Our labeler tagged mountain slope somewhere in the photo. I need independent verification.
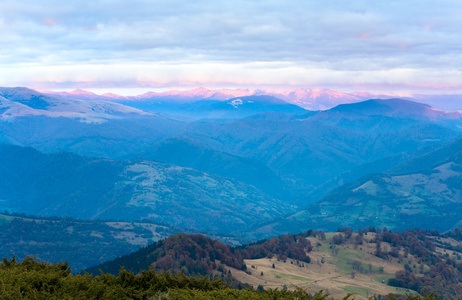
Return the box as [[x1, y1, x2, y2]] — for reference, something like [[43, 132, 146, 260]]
[[0, 114, 185, 158], [45, 87, 253, 102], [0, 144, 291, 233], [0, 87, 151, 123], [307, 98, 462, 127], [254, 137, 462, 236], [137, 138, 288, 199], [181, 95, 307, 119], [177, 103, 460, 204], [85, 233, 245, 276], [85, 229, 462, 298], [111, 160, 292, 233], [266, 88, 368, 110], [0, 213, 180, 271], [2, 93, 462, 226], [86, 232, 313, 278]]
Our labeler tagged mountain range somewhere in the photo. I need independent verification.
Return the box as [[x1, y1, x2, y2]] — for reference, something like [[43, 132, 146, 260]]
[[0, 143, 292, 234], [2, 86, 462, 261], [113, 95, 307, 119], [3, 85, 462, 299], [42, 87, 462, 111]]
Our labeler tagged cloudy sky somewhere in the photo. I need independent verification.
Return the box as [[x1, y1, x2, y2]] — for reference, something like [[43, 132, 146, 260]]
[[1, 0, 461, 94]]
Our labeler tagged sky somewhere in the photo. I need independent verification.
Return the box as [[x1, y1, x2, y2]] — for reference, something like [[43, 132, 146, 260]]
[[1, 0, 462, 95]]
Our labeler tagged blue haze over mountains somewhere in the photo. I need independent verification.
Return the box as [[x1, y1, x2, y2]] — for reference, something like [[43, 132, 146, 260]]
[[1, 86, 462, 241]]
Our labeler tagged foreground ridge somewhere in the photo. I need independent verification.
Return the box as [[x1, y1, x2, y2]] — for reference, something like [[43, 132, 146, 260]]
[[0, 257, 450, 300], [84, 228, 462, 299]]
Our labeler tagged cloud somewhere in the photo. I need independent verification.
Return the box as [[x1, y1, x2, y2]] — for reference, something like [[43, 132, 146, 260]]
[[1, 0, 462, 93], [3, 61, 461, 95]]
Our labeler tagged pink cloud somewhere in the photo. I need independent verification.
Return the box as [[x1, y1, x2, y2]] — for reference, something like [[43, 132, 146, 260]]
[[357, 32, 371, 39], [42, 18, 59, 26], [423, 24, 435, 31]]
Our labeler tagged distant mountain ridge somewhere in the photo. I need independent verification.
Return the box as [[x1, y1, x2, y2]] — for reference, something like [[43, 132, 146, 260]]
[[172, 95, 307, 119], [327, 98, 462, 120], [42, 87, 462, 111], [0, 87, 151, 123], [43, 87, 254, 102], [43, 87, 392, 111]]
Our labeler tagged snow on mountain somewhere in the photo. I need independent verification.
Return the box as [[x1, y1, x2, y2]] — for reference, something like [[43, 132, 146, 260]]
[[135, 88, 253, 102], [101, 93, 126, 99], [41, 89, 103, 100], [263, 89, 381, 110], [68, 89, 98, 96], [230, 99, 243, 108]]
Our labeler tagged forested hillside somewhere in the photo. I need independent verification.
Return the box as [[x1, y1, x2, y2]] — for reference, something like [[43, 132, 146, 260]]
[[0, 143, 291, 234], [257, 137, 462, 237], [86, 228, 462, 299], [0, 213, 179, 271], [86, 232, 312, 278]]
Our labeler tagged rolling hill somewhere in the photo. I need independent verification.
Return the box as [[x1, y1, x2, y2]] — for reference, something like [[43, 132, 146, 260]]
[[0, 213, 180, 271], [0, 87, 151, 123], [85, 228, 462, 299], [312, 98, 462, 122], [0, 144, 291, 233], [136, 138, 288, 199], [253, 137, 462, 236]]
